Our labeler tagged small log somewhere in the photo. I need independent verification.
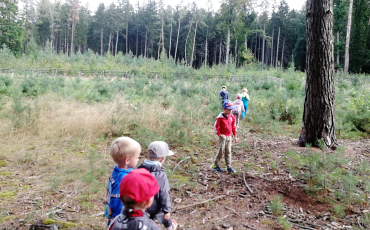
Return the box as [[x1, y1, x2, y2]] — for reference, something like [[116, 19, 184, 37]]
[[242, 223, 259, 230]]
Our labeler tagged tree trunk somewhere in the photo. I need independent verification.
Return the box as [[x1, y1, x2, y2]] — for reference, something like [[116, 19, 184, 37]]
[[275, 27, 280, 68], [219, 40, 222, 64], [136, 30, 138, 56], [235, 38, 237, 66], [281, 39, 285, 68], [144, 30, 147, 57], [297, 0, 338, 149], [115, 31, 119, 57], [344, 0, 353, 75], [271, 28, 274, 66], [190, 21, 198, 66], [169, 22, 172, 59], [108, 32, 112, 54], [126, 20, 129, 54], [100, 28, 103, 56], [336, 31, 339, 68], [205, 28, 208, 67], [185, 23, 192, 65], [262, 25, 265, 64], [226, 24, 230, 64], [174, 18, 181, 63]]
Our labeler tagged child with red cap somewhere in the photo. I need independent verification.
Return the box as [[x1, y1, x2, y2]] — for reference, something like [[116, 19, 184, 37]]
[[211, 100, 239, 173], [108, 168, 161, 230]]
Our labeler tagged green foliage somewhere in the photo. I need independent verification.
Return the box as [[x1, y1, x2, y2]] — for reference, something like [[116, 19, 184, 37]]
[[270, 195, 284, 216]]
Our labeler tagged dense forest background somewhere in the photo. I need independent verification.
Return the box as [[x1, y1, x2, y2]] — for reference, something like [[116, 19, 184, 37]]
[[1, 0, 370, 73]]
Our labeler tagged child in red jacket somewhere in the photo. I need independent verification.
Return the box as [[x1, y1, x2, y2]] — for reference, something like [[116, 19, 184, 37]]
[[212, 100, 239, 173]]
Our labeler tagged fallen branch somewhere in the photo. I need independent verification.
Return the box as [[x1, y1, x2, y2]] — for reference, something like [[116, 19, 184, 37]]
[[174, 195, 226, 211], [243, 172, 253, 193], [242, 223, 259, 230], [172, 156, 190, 173], [264, 214, 319, 230]]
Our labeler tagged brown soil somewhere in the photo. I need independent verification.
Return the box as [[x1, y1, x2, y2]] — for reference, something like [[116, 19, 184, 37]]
[[1, 134, 370, 230]]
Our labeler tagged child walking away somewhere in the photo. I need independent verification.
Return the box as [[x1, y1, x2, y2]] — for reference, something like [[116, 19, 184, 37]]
[[241, 88, 250, 119], [232, 94, 245, 127], [219, 85, 229, 107], [212, 100, 239, 173], [108, 168, 161, 230], [138, 141, 178, 230], [105, 137, 141, 226]]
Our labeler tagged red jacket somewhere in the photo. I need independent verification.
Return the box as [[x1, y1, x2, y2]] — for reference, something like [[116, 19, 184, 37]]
[[214, 113, 237, 137]]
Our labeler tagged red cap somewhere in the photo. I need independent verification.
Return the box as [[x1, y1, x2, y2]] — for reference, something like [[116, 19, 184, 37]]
[[120, 168, 159, 204]]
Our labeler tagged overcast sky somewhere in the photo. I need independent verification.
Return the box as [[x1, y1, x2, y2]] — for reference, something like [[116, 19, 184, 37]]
[[80, 0, 306, 14]]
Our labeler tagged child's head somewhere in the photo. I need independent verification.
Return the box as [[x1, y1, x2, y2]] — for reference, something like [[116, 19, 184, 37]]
[[242, 88, 248, 93], [147, 141, 174, 163], [222, 100, 236, 115], [236, 94, 241, 99], [221, 85, 226, 91], [120, 168, 159, 210], [110, 137, 141, 168]]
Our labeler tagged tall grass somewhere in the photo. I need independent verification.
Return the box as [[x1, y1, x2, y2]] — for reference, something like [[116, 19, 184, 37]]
[[0, 51, 369, 227]]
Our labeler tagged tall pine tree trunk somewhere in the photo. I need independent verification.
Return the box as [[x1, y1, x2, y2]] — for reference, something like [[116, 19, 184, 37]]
[[336, 31, 339, 68], [281, 39, 285, 68], [271, 29, 274, 66], [219, 40, 222, 64], [190, 21, 198, 66], [297, 0, 338, 149], [115, 31, 119, 57], [226, 24, 230, 64], [275, 27, 280, 68], [126, 21, 129, 54], [100, 28, 103, 56], [344, 0, 353, 74], [169, 22, 172, 59], [174, 18, 181, 63], [262, 25, 265, 65], [108, 32, 112, 54]]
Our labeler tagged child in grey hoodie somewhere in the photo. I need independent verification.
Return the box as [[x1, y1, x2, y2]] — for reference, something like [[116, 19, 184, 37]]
[[138, 141, 177, 230]]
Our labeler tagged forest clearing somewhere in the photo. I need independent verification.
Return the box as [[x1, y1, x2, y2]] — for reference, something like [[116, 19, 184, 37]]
[[0, 62, 369, 229]]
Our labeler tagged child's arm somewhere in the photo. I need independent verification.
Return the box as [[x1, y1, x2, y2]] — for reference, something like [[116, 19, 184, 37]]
[[160, 174, 172, 216]]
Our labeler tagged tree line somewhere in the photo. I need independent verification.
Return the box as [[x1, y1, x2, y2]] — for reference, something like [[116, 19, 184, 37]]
[[0, 0, 369, 73]]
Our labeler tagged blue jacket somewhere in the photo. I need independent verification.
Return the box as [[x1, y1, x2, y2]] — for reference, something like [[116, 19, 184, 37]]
[[106, 166, 133, 219]]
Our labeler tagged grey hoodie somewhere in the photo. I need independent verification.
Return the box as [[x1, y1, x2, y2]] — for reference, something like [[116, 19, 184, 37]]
[[138, 161, 171, 214]]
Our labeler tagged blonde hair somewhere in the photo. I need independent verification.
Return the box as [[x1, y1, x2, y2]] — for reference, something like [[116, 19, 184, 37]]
[[242, 88, 248, 93], [110, 137, 141, 163]]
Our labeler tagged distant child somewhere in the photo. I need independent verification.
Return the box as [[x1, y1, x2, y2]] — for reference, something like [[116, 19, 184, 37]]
[[232, 94, 245, 127], [212, 100, 239, 173], [105, 137, 141, 225], [108, 168, 161, 230], [241, 88, 251, 119], [219, 85, 229, 106], [138, 141, 177, 230]]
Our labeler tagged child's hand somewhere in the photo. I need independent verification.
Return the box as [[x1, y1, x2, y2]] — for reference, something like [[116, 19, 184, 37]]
[[234, 137, 239, 143], [164, 212, 171, 220]]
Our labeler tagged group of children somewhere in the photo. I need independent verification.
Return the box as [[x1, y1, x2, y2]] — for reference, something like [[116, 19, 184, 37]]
[[103, 85, 250, 230], [213, 86, 250, 172], [105, 137, 177, 230]]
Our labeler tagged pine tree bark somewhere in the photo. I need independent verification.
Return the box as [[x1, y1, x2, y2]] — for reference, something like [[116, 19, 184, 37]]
[[297, 0, 338, 149]]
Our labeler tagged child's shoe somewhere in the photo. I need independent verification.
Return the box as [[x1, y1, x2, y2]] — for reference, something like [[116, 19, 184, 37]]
[[227, 166, 237, 173], [211, 164, 224, 172], [166, 220, 178, 230]]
